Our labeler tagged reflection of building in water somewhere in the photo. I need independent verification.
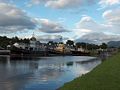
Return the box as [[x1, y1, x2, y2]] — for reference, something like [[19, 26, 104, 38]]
[[0, 50, 10, 55], [29, 62, 39, 71], [32, 64, 65, 82], [0, 74, 30, 90], [66, 62, 74, 67], [0, 55, 10, 64]]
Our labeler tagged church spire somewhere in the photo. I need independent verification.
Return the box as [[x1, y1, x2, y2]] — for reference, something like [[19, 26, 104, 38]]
[[32, 32, 35, 37], [30, 32, 36, 41]]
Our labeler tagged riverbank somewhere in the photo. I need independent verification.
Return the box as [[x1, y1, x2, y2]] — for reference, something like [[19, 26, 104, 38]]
[[59, 52, 120, 90]]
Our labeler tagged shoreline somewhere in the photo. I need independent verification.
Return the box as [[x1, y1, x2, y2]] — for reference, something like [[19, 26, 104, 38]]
[[59, 52, 120, 90]]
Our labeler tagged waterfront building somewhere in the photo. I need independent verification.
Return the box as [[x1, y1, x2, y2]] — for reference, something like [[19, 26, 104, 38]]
[[13, 34, 46, 52], [13, 43, 29, 50], [0, 46, 10, 55], [77, 46, 85, 52], [54, 44, 72, 53]]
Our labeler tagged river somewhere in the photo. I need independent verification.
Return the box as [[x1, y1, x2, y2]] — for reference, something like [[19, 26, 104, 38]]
[[0, 56, 101, 90]]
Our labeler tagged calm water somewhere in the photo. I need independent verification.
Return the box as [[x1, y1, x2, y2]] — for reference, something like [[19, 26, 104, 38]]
[[0, 56, 101, 90]]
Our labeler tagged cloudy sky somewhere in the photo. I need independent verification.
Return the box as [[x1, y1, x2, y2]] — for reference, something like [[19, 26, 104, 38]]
[[0, 0, 120, 44]]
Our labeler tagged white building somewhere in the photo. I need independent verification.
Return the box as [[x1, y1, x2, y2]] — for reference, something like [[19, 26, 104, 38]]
[[13, 43, 29, 49], [55, 44, 71, 53], [13, 34, 46, 51]]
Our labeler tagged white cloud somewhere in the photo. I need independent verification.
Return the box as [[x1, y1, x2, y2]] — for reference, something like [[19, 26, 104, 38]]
[[73, 28, 92, 39], [0, 3, 70, 34], [29, 0, 96, 9], [37, 35, 68, 42], [45, 0, 83, 9], [46, 0, 97, 9], [30, 0, 45, 4], [103, 8, 120, 25], [27, 0, 50, 7], [37, 19, 69, 33], [99, 0, 120, 8], [0, 0, 13, 4], [74, 8, 120, 43], [29, 0, 49, 4], [76, 8, 120, 35], [75, 32, 120, 44], [102, 8, 120, 33], [0, 0, 9, 3], [76, 16, 106, 33], [0, 3, 36, 34]]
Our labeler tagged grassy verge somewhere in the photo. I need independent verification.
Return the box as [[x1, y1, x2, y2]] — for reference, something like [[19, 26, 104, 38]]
[[60, 52, 120, 90]]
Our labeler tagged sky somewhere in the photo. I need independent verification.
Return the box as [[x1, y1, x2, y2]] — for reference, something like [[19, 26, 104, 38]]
[[0, 0, 120, 44]]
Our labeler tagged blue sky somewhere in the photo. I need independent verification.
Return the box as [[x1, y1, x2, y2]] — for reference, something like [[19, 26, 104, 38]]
[[0, 0, 120, 44]]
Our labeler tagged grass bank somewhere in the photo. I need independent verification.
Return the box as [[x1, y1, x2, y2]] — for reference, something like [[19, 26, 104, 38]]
[[60, 52, 120, 90]]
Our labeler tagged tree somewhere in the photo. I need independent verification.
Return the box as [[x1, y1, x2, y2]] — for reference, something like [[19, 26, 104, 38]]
[[100, 43, 107, 49], [22, 38, 30, 44], [48, 41, 54, 46], [0, 36, 10, 48], [87, 44, 99, 50], [0, 36, 30, 49], [76, 42, 99, 50], [11, 36, 19, 43], [66, 40, 74, 46], [76, 42, 86, 48], [59, 42, 64, 44]]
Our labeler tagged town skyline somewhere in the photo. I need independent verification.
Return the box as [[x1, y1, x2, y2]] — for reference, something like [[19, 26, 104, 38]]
[[0, 0, 120, 44]]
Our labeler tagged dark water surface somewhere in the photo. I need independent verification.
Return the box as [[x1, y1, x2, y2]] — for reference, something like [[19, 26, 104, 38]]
[[0, 55, 101, 90]]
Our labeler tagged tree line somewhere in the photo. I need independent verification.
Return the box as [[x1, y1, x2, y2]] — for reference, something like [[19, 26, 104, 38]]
[[0, 36, 30, 48], [0, 36, 107, 49]]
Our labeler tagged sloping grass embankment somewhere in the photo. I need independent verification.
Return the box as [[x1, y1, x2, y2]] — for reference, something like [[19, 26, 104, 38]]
[[60, 52, 120, 90]]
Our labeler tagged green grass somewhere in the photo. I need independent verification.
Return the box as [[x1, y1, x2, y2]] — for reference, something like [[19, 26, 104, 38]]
[[60, 52, 120, 90]]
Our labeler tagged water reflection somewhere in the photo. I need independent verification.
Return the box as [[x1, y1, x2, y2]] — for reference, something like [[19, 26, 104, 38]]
[[0, 55, 101, 90], [66, 62, 73, 67]]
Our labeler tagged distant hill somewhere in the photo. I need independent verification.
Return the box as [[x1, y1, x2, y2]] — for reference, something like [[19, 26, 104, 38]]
[[108, 41, 120, 48]]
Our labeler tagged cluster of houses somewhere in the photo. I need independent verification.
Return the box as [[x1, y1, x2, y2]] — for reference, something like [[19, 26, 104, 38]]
[[9, 34, 83, 54], [1, 34, 119, 56], [13, 35, 46, 52]]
